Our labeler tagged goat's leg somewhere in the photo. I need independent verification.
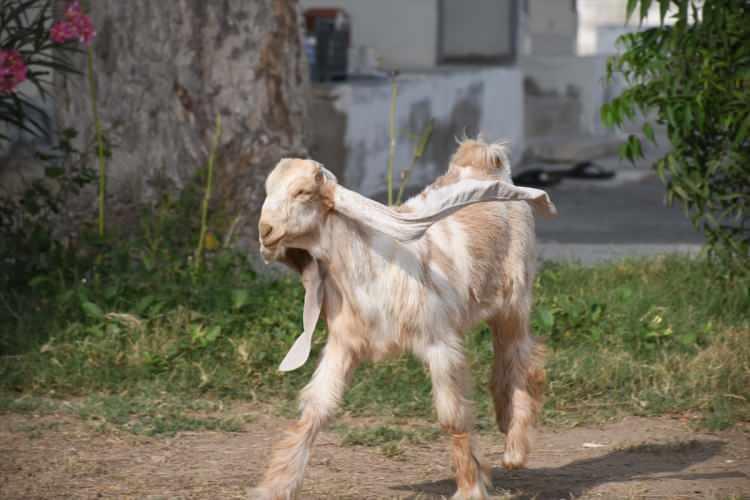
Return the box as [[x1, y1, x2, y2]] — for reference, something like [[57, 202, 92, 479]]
[[425, 342, 491, 500], [488, 313, 545, 470], [252, 340, 357, 499]]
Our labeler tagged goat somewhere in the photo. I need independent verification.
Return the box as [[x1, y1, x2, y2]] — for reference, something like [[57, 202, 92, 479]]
[[252, 138, 556, 500]]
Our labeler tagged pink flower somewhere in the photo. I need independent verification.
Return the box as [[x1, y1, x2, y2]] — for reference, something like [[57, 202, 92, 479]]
[[65, 0, 82, 17], [0, 50, 28, 93], [50, 1, 96, 46], [50, 20, 76, 44], [70, 14, 96, 45]]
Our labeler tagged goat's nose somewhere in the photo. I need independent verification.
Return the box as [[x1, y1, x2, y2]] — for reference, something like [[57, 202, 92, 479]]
[[259, 222, 273, 240]]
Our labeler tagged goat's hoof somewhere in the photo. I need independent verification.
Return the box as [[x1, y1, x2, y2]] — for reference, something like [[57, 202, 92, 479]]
[[451, 482, 489, 500], [247, 486, 293, 500], [501, 450, 527, 470]]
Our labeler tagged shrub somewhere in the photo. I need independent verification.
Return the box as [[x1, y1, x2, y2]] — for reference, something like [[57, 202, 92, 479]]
[[0, 0, 79, 141], [603, 0, 750, 267]]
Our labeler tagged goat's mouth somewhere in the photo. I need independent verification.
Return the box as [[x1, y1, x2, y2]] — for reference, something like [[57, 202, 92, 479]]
[[260, 233, 287, 263], [261, 231, 286, 248], [260, 243, 284, 263]]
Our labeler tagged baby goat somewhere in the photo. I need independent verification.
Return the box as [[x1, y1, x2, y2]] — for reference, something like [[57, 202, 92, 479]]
[[253, 138, 556, 499]]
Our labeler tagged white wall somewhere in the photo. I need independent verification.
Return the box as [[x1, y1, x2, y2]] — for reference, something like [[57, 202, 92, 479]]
[[314, 68, 524, 197], [577, 0, 674, 55], [526, 0, 577, 56], [441, 0, 514, 59], [299, 0, 438, 69], [521, 55, 611, 136]]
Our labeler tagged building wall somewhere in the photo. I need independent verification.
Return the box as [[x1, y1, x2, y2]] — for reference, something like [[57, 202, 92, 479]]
[[308, 68, 524, 199], [577, 0, 671, 55], [441, 0, 514, 61], [299, 0, 439, 69], [524, 0, 577, 56], [521, 54, 612, 136]]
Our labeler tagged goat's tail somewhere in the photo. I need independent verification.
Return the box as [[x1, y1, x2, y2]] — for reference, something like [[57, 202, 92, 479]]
[[488, 312, 545, 469], [451, 136, 511, 176]]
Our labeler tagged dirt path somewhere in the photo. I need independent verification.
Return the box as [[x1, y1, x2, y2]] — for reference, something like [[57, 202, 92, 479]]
[[1, 405, 748, 499]]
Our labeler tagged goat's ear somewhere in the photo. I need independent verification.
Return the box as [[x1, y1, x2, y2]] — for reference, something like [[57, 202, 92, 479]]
[[278, 257, 323, 372], [313, 163, 338, 210], [332, 179, 557, 242], [313, 162, 338, 184]]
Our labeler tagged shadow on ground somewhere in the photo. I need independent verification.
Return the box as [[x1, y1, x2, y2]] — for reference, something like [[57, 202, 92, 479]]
[[393, 440, 744, 499]]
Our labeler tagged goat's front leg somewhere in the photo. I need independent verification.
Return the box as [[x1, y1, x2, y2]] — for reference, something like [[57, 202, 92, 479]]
[[252, 340, 358, 499], [424, 341, 491, 500]]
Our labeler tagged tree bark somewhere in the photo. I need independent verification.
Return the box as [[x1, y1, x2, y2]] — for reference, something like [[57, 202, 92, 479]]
[[56, 0, 308, 247]]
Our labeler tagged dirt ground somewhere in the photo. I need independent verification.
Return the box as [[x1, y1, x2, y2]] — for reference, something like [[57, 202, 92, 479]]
[[1, 404, 748, 499]]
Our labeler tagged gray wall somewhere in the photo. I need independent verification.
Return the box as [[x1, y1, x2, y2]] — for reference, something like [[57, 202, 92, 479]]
[[300, 0, 439, 68], [441, 0, 514, 61], [308, 67, 524, 199]]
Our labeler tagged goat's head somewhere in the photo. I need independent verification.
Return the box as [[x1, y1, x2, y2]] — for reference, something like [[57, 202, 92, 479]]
[[258, 158, 336, 265]]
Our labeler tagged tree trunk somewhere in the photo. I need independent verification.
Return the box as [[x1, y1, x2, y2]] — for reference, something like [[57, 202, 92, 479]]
[[56, 0, 308, 248]]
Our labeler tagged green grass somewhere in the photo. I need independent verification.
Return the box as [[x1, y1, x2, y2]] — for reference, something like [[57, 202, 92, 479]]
[[334, 423, 441, 458], [1, 237, 749, 435]]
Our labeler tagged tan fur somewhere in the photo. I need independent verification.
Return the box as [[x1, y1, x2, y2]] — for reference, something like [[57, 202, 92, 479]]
[[452, 433, 492, 498], [453, 206, 510, 309], [255, 138, 549, 499], [488, 313, 546, 469], [426, 167, 461, 193], [451, 137, 510, 173], [319, 181, 336, 211]]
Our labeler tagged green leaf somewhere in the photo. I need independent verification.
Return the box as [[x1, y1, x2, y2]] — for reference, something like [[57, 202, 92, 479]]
[[44, 166, 65, 178], [640, 0, 653, 22], [81, 301, 104, 319], [231, 289, 249, 310], [734, 113, 750, 147], [643, 122, 656, 144], [678, 330, 697, 347], [205, 325, 222, 343], [626, 0, 640, 22], [659, 0, 670, 25], [600, 103, 612, 127], [539, 308, 555, 330]]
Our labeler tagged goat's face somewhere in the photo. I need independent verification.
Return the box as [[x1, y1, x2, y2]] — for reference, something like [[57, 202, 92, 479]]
[[258, 158, 334, 262]]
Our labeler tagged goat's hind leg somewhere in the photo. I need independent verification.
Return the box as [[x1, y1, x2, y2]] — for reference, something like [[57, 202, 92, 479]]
[[252, 340, 358, 499], [424, 341, 491, 500], [488, 313, 545, 470]]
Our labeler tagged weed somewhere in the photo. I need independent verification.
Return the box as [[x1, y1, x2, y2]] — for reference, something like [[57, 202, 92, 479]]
[[74, 392, 243, 436], [1, 229, 748, 435], [0, 395, 58, 414], [336, 423, 441, 459], [13, 421, 63, 439]]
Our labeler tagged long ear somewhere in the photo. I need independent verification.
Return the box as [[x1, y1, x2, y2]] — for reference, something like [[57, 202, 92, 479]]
[[278, 257, 324, 372], [332, 178, 557, 242]]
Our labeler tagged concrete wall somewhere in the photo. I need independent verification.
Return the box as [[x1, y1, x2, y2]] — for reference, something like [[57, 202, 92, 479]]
[[299, 0, 438, 69], [577, 0, 671, 55], [521, 55, 612, 137], [441, 0, 514, 60], [308, 68, 524, 199], [525, 0, 577, 56]]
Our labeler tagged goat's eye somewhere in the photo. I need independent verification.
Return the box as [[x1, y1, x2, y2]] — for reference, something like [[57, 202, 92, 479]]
[[292, 188, 314, 199]]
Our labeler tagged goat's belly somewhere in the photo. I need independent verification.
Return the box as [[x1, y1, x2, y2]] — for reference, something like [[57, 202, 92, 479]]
[[353, 289, 464, 362]]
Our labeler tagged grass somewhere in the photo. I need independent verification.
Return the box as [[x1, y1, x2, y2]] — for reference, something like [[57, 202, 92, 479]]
[[1, 215, 749, 437], [335, 423, 441, 458]]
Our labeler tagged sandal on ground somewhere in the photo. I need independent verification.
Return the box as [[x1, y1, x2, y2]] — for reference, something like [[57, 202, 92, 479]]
[[512, 168, 563, 188], [563, 161, 615, 180]]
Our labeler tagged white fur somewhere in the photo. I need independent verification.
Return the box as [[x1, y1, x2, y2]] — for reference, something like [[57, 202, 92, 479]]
[[254, 140, 550, 499]]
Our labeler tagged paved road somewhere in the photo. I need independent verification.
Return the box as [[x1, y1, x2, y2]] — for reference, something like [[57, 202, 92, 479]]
[[530, 156, 704, 264]]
